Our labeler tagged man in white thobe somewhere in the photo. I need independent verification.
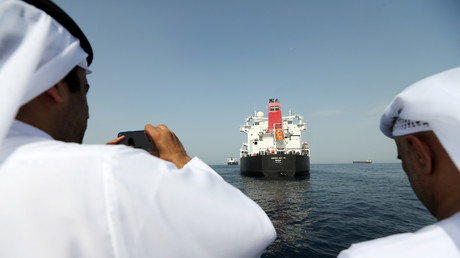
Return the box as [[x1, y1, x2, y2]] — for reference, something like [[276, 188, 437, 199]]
[[0, 0, 276, 257], [338, 67, 460, 257]]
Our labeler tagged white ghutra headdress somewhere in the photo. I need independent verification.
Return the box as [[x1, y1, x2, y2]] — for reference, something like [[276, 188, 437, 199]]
[[380, 67, 460, 171], [0, 0, 91, 146]]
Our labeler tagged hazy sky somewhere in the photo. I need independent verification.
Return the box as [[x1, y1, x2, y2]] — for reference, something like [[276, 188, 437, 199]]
[[55, 0, 460, 165]]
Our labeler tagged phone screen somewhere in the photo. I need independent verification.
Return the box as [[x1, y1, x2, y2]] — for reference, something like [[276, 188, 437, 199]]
[[117, 130, 152, 152]]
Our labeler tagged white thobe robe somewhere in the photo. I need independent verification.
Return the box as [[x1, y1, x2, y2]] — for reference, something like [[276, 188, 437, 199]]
[[0, 120, 276, 258], [338, 212, 460, 258]]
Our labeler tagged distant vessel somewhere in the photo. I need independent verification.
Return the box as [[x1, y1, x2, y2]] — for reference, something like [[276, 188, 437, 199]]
[[239, 98, 310, 177], [353, 160, 372, 164], [227, 157, 239, 165]]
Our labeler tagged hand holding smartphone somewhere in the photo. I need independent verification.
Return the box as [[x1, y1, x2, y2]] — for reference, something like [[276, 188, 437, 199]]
[[117, 130, 152, 152], [117, 125, 191, 169]]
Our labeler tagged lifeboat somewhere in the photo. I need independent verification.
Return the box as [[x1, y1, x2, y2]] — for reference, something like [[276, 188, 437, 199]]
[[275, 129, 284, 140]]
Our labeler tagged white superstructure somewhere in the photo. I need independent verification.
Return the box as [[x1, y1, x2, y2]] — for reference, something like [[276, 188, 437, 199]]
[[240, 99, 310, 158]]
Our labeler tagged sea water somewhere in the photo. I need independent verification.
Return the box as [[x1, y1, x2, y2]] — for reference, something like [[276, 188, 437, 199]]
[[211, 163, 436, 258]]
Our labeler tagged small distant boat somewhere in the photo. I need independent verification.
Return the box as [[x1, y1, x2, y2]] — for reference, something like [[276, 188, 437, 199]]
[[227, 157, 239, 165], [353, 160, 372, 164]]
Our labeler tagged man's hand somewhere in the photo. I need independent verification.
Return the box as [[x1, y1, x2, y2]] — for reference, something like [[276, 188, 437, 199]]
[[106, 135, 125, 145], [144, 124, 191, 169]]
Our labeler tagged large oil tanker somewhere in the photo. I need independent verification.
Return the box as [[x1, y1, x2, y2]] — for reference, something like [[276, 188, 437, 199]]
[[239, 99, 310, 177]]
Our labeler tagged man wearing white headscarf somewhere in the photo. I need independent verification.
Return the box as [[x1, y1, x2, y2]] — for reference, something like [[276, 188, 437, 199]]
[[0, 0, 276, 257], [338, 67, 460, 258]]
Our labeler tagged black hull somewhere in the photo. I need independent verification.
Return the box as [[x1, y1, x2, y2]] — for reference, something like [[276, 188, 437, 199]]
[[240, 154, 310, 177]]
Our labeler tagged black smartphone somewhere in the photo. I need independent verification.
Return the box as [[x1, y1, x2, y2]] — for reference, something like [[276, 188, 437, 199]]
[[117, 130, 152, 152]]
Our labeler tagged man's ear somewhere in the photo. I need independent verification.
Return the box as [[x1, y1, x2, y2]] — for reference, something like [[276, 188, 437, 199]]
[[45, 84, 64, 103], [405, 135, 433, 175]]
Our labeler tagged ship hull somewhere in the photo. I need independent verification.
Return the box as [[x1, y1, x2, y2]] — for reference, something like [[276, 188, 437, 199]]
[[240, 154, 310, 177]]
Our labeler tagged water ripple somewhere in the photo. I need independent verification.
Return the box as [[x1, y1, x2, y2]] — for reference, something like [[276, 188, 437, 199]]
[[212, 163, 436, 257]]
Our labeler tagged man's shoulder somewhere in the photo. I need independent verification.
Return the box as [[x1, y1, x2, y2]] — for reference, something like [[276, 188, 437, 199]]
[[338, 223, 459, 258], [14, 139, 146, 162], [50, 142, 148, 160]]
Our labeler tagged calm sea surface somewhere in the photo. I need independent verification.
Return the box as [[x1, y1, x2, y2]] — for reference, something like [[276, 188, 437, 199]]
[[211, 163, 436, 258]]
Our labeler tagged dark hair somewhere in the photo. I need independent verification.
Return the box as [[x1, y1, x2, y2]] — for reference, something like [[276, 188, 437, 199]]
[[62, 67, 81, 93]]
